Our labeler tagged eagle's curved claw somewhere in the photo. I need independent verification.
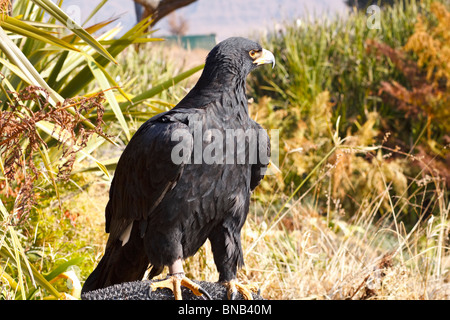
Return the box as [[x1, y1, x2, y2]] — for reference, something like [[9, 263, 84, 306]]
[[198, 285, 212, 300], [150, 274, 211, 300], [223, 279, 259, 300]]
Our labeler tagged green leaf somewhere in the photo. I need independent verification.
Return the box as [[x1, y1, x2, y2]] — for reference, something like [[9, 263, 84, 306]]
[[30, 0, 117, 64], [0, 26, 64, 106], [73, 156, 119, 174], [86, 56, 131, 141], [119, 64, 204, 110], [1, 16, 79, 52], [38, 145, 60, 203], [94, 38, 164, 46], [0, 56, 30, 84], [84, 57, 133, 103], [82, 0, 108, 26], [1, 200, 61, 299], [61, 17, 119, 44], [7, 227, 28, 300], [0, 27, 110, 139], [59, 15, 154, 98], [44, 257, 85, 282], [46, 50, 69, 89], [35, 120, 112, 180]]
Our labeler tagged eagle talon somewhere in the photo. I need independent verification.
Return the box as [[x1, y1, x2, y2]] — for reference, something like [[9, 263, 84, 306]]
[[198, 286, 212, 300], [223, 279, 258, 300], [149, 274, 211, 300]]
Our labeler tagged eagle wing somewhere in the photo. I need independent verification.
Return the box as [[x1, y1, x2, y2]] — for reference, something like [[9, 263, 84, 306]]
[[105, 114, 193, 246], [250, 120, 271, 191]]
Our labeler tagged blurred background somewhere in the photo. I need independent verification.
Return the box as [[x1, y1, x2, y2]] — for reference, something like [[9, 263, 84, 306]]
[[60, 0, 350, 40]]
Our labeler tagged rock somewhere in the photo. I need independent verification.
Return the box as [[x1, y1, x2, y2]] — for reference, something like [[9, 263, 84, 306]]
[[81, 279, 264, 300]]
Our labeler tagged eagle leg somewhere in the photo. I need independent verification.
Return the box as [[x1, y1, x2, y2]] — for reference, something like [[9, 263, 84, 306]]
[[223, 279, 259, 300], [149, 260, 211, 300]]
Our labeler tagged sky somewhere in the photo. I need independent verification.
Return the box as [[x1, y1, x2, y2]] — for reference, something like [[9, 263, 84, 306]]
[[60, 0, 350, 40], [155, 0, 349, 40]]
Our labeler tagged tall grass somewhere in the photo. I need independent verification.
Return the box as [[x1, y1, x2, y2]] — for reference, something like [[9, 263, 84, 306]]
[[0, 0, 203, 299], [250, 0, 448, 221], [251, 0, 420, 122], [239, 0, 449, 299]]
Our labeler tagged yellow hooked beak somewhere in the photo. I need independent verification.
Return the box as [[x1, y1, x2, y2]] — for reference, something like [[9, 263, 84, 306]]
[[253, 49, 275, 68]]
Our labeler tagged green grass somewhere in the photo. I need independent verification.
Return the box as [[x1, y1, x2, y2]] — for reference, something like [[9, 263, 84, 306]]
[[250, 0, 448, 219], [240, 0, 449, 299], [0, 0, 203, 299]]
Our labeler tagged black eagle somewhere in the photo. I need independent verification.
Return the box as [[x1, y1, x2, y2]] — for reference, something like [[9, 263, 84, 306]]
[[82, 37, 275, 300]]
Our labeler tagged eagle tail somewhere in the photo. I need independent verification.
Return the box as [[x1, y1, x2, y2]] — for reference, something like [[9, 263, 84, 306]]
[[81, 227, 149, 295]]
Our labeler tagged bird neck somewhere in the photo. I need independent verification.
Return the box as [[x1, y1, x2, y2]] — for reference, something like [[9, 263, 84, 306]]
[[181, 71, 249, 115], [198, 63, 245, 91]]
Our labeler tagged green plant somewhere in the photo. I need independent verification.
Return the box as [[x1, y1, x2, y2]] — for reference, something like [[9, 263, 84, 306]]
[[240, 0, 449, 298], [0, 0, 202, 299], [251, 0, 420, 124], [249, 0, 448, 222]]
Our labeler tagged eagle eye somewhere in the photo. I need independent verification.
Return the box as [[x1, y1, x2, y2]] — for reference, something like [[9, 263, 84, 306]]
[[249, 49, 260, 59]]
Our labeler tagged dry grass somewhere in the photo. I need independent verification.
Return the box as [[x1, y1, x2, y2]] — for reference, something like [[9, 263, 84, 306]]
[[73, 157, 449, 300], [231, 126, 449, 299], [239, 202, 449, 300], [242, 180, 448, 299]]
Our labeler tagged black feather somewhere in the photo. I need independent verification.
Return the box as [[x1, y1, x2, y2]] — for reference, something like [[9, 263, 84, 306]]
[[82, 37, 271, 294]]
